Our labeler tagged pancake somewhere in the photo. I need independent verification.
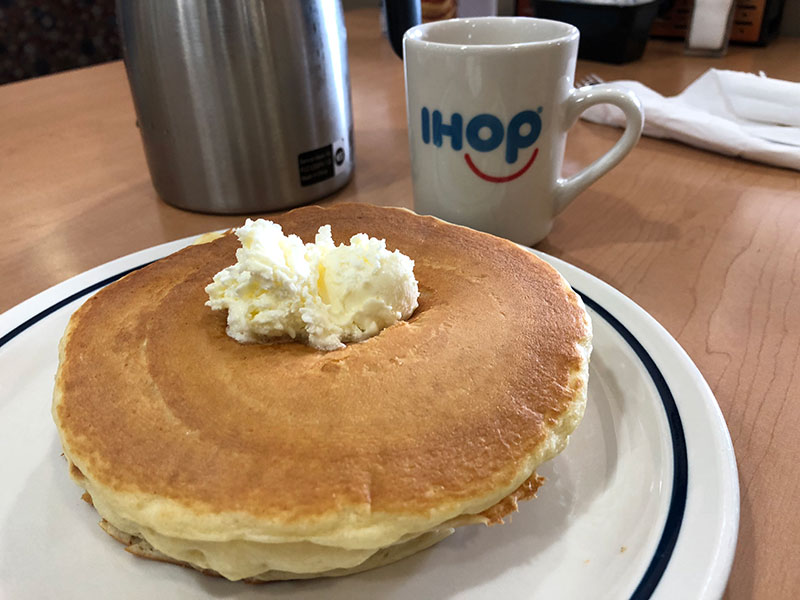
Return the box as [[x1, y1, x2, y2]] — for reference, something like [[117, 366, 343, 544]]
[[52, 203, 592, 581]]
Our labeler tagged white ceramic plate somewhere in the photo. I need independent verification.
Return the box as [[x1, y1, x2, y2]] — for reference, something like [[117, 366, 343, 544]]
[[0, 237, 739, 599]]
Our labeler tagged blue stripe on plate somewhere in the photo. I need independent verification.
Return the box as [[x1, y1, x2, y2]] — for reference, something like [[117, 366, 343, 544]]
[[0, 267, 688, 599], [0, 263, 152, 349], [576, 291, 688, 600]]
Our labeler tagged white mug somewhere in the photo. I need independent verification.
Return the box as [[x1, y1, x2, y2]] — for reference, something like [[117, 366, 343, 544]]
[[403, 17, 644, 245]]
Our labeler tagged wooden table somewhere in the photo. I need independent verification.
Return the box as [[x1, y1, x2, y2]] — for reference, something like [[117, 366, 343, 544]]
[[1, 8, 798, 598]]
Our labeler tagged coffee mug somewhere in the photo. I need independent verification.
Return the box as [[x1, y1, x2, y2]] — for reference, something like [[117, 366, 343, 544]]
[[403, 17, 644, 244]]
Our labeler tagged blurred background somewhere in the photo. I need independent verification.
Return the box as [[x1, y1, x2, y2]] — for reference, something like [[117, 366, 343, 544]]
[[0, 0, 797, 85], [0, 0, 119, 84]]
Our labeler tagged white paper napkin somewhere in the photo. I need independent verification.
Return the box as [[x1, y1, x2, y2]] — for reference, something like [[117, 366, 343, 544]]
[[581, 69, 800, 171]]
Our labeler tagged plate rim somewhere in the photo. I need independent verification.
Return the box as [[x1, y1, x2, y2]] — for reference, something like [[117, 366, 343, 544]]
[[535, 250, 739, 600], [0, 236, 739, 599], [572, 288, 687, 600]]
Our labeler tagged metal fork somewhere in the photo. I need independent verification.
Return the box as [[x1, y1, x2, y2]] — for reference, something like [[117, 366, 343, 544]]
[[575, 73, 605, 88]]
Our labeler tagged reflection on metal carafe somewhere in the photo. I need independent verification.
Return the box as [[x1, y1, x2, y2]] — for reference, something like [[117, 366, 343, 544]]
[[117, 0, 354, 214]]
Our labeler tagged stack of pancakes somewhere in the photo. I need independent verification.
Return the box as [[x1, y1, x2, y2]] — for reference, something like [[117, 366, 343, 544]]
[[52, 204, 592, 582]]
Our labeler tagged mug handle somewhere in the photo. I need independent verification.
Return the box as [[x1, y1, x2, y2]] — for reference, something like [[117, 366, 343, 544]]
[[553, 85, 644, 215]]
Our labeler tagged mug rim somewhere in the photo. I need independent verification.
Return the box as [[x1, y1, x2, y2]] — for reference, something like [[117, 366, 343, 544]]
[[403, 17, 579, 51]]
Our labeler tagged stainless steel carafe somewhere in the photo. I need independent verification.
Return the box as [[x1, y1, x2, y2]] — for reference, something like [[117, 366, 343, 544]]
[[116, 0, 418, 214]]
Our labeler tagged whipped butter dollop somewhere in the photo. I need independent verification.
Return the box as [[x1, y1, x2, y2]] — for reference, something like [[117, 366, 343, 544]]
[[205, 218, 419, 351]]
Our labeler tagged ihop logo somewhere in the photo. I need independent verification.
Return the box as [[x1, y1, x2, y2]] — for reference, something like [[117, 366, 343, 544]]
[[421, 107, 542, 183]]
